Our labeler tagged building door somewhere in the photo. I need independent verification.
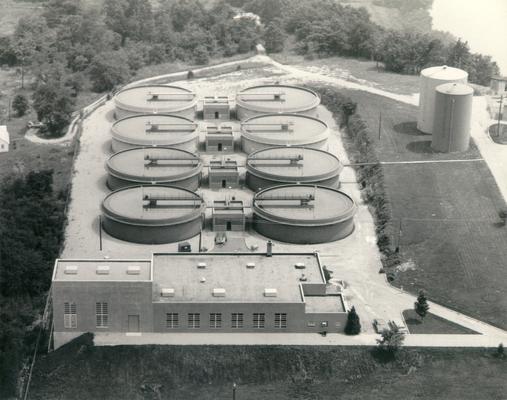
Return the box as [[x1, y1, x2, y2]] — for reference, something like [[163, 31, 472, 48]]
[[218, 143, 223, 151], [128, 315, 140, 332], [226, 221, 232, 231], [215, 111, 219, 119], [222, 180, 226, 188]]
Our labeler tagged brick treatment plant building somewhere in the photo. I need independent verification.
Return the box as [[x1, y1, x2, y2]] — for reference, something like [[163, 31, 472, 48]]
[[52, 252, 347, 348]]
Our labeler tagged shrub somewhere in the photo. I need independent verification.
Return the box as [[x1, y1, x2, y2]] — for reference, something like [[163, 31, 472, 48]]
[[12, 94, 29, 117], [344, 306, 361, 335], [376, 326, 405, 353]]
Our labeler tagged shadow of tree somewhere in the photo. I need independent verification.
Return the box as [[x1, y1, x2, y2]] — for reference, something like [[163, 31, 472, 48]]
[[406, 140, 434, 154]]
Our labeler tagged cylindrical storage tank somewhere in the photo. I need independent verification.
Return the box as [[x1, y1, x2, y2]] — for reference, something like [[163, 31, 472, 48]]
[[111, 114, 199, 153], [431, 83, 473, 153], [241, 113, 329, 154], [252, 185, 356, 244], [101, 185, 205, 244], [246, 147, 342, 191], [236, 85, 320, 120], [114, 84, 197, 120], [417, 66, 468, 134], [106, 147, 203, 191]]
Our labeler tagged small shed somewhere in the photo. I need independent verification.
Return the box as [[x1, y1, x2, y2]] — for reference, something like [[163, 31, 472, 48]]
[[205, 124, 234, 153], [212, 200, 245, 231], [490, 76, 507, 95], [203, 96, 230, 121], [209, 158, 239, 189], [0, 126, 10, 153]]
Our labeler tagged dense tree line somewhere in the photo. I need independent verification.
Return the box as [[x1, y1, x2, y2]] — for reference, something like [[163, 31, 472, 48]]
[[0, 170, 67, 397]]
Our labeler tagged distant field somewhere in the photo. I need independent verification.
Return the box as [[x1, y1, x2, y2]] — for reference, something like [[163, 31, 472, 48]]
[[0, 1, 43, 36], [338, 89, 507, 329], [29, 335, 507, 400]]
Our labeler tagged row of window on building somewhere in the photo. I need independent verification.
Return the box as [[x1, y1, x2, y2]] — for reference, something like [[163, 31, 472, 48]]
[[63, 303, 288, 329]]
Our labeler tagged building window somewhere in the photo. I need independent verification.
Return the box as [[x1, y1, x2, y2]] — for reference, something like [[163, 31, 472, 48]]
[[96, 302, 108, 328], [275, 313, 287, 329], [231, 313, 243, 328], [64, 302, 77, 329], [253, 313, 265, 329], [188, 313, 200, 329], [166, 313, 179, 328], [320, 321, 328, 328], [210, 313, 222, 329], [307, 322, 316, 327]]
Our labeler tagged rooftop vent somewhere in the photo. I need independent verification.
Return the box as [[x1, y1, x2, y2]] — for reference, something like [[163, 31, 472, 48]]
[[64, 265, 78, 275], [294, 262, 305, 269], [200, 277, 206, 283], [264, 288, 278, 297], [212, 288, 226, 297], [246, 262, 255, 269], [96, 265, 110, 275], [197, 262, 206, 269], [299, 273, 307, 282], [161, 288, 175, 297], [127, 265, 141, 275]]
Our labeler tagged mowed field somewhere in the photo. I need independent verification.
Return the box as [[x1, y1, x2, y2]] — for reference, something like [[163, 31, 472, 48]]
[[340, 89, 507, 329]]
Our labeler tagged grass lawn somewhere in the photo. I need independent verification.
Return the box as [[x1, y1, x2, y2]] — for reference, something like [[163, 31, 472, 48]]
[[29, 335, 507, 400], [334, 88, 507, 330], [403, 310, 478, 334], [0, 0, 43, 36]]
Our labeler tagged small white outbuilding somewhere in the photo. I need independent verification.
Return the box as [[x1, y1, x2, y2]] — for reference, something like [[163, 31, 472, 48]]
[[0, 126, 10, 153]]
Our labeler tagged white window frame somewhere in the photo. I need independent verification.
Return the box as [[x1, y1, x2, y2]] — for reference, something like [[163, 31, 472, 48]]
[[209, 313, 222, 329], [64, 302, 77, 329], [96, 302, 108, 328], [166, 313, 179, 328], [188, 313, 200, 329], [231, 313, 243, 329], [275, 313, 287, 329], [253, 313, 265, 329]]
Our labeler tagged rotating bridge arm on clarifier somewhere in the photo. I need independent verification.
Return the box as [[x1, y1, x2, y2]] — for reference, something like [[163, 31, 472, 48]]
[[146, 92, 195, 101], [242, 122, 294, 132], [144, 154, 199, 168], [142, 193, 200, 209], [145, 122, 198, 132], [249, 154, 304, 167], [255, 193, 315, 208], [237, 92, 286, 102]]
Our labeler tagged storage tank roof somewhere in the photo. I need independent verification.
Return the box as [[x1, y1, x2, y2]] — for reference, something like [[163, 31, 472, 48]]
[[247, 147, 342, 183], [112, 114, 198, 146], [106, 147, 202, 183], [436, 82, 474, 96], [114, 84, 197, 114], [421, 65, 468, 81], [236, 85, 320, 113], [253, 185, 356, 225], [102, 185, 204, 226], [241, 113, 328, 146]]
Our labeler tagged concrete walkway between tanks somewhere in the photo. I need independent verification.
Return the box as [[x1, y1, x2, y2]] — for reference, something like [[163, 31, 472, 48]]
[[93, 331, 507, 348]]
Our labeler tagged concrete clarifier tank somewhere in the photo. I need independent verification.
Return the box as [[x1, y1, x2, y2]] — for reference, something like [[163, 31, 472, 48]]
[[252, 185, 356, 244], [114, 84, 197, 120], [246, 147, 342, 191], [111, 114, 199, 153], [106, 147, 203, 191], [241, 113, 329, 154], [236, 85, 320, 120], [102, 185, 205, 244], [431, 82, 474, 153], [417, 66, 468, 134]]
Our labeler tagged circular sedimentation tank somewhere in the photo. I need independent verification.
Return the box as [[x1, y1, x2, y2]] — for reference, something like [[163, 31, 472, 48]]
[[431, 83, 474, 153], [106, 147, 203, 191], [111, 114, 199, 153], [240, 113, 329, 154], [252, 185, 356, 244], [246, 147, 342, 191], [236, 85, 320, 120], [417, 65, 468, 134], [102, 185, 205, 244], [114, 84, 197, 119]]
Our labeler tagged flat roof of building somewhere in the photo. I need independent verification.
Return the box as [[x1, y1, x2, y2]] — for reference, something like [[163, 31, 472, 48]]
[[241, 113, 328, 146], [53, 259, 152, 281], [247, 147, 342, 182], [253, 185, 356, 225], [102, 186, 204, 225], [305, 295, 345, 313], [111, 114, 198, 146], [152, 253, 324, 303], [236, 85, 320, 113], [114, 85, 197, 113], [106, 147, 202, 183]]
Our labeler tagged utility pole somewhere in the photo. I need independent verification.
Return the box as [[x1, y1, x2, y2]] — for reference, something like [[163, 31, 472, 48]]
[[232, 383, 237, 400], [497, 94, 504, 138], [378, 111, 382, 141], [99, 215, 103, 251]]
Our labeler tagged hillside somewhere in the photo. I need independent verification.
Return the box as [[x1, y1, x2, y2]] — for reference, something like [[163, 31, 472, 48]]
[[28, 334, 507, 400]]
